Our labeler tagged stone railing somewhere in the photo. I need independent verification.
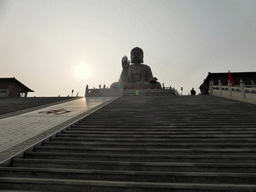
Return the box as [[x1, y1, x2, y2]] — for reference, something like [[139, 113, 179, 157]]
[[122, 87, 176, 96], [85, 86, 123, 97], [85, 85, 176, 97], [210, 79, 256, 104]]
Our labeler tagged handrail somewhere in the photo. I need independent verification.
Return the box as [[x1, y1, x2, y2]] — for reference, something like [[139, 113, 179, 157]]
[[210, 79, 256, 104]]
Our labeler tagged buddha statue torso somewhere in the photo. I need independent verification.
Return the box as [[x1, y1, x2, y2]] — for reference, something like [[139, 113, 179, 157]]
[[130, 65, 142, 82]]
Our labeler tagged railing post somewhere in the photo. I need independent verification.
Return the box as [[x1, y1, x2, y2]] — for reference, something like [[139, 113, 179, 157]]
[[240, 79, 246, 99], [120, 83, 123, 96], [228, 80, 232, 97], [218, 80, 222, 95], [251, 80, 255, 88], [85, 85, 89, 97], [209, 81, 213, 94]]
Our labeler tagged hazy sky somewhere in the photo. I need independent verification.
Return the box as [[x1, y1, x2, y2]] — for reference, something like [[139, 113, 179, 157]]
[[1, 0, 255, 96]]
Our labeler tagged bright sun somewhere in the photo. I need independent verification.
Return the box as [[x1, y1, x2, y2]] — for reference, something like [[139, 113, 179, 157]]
[[74, 62, 93, 80]]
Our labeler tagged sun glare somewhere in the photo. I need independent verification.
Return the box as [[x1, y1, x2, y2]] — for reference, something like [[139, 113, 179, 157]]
[[74, 62, 93, 80]]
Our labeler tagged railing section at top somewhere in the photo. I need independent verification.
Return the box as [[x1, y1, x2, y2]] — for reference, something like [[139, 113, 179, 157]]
[[210, 79, 256, 104], [85, 87, 123, 97], [85, 85, 176, 97]]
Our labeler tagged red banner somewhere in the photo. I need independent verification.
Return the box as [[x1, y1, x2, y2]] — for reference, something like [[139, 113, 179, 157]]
[[228, 70, 235, 87]]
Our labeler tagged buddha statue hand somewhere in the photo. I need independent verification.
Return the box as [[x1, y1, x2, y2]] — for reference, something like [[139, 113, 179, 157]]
[[122, 56, 130, 69]]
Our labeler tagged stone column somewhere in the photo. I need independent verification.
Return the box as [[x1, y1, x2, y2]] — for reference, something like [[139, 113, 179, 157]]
[[228, 80, 232, 97], [240, 79, 246, 99], [251, 80, 255, 88], [209, 81, 213, 94], [120, 83, 123, 96], [218, 80, 222, 95], [85, 85, 89, 97]]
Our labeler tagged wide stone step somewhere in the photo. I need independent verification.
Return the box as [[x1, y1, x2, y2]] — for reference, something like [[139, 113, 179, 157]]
[[76, 119, 256, 124], [77, 115, 256, 119], [76, 122, 171, 126], [42, 140, 256, 149], [74, 122, 256, 126], [11, 158, 256, 173], [55, 133, 256, 139], [0, 167, 255, 185], [1, 177, 256, 192], [50, 136, 256, 143], [92, 115, 247, 118], [70, 124, 256, 128], [24, 151, 256, 163], [83, 114, 256, 118], [67, 127, 256, 131], [33, 145, 256, 155], [61, 130, 256, 135]]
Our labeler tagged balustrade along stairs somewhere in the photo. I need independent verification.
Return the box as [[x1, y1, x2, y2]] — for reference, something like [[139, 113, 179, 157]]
[[1, 95, 256, 191]]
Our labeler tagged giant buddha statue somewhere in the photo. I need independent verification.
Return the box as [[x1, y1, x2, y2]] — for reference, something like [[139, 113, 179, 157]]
[[111, 47, 161, 89]]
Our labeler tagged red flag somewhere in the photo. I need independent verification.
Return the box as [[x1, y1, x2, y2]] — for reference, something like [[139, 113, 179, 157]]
[[228, 70, 234, 87]]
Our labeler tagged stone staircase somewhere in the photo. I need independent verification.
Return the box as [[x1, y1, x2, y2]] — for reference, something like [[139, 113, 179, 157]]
[[1, 95, 256, 191]]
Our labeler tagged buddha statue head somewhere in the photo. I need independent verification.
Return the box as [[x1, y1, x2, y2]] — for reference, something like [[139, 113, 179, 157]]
[[131, 47, 144, 63]]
